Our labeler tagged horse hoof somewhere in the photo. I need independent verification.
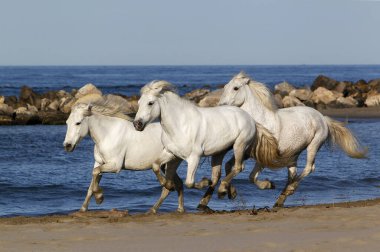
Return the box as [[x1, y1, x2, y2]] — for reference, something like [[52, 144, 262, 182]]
[[228, 185, 238, 200], [197, 204, 214, 214], [79, 206, 87, 212], [95, 194, 104, 205], [177, 208, 185, 214], [147, 208, 157, 215], [273, 202, 284, 208]]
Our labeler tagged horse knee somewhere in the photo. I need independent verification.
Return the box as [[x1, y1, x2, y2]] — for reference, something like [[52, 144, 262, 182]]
[[92, 167, 101, 176]]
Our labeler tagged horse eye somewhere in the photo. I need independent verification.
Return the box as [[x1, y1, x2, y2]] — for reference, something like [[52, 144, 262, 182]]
[[233, 87, 239, 91], [148, 101, 154, 106], [76, 122, 81, 125]]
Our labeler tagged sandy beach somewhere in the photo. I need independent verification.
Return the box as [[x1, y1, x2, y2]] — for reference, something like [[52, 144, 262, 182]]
[[1, 199, 379, 252]]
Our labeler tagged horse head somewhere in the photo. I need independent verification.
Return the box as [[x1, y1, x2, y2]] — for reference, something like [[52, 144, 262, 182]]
[[63, 103, 92, 152]]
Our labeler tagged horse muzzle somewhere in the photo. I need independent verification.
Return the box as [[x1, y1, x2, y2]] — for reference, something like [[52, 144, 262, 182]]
[[133, 120, 145, 131], [63, 142, 76, 152]]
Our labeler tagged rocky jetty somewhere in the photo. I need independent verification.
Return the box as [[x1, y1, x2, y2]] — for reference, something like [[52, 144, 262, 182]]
[[1, 75, 379, 125], [187, 75, 380, 110], [0, 83, 138, 125]]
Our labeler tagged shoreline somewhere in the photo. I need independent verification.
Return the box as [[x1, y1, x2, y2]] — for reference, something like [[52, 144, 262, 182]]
[[1, 198, 380, 251], [1, 197, 380, 224]]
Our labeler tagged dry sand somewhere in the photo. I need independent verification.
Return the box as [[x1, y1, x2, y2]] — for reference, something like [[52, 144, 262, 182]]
[[1, 199, 380, 252]]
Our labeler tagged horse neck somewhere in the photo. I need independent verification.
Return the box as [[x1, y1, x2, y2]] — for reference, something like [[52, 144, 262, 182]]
[[159, 92, 194, 135], [242, 86, 278, 130], [87, 114, 130, 146]]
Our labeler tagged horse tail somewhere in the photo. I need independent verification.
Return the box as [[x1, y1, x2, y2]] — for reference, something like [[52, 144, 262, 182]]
[[251, 123, 292, 168], [325, 116, 368, 159]]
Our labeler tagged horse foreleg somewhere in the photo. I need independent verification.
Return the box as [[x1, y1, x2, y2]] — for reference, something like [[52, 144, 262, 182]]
[[91, 162, 120, 204], [218, 142, 245, 199], [197, 153, 224, 212], [274, 166, 297, 208], [249, 163, 275, 189], [80, 162, 102, 212], [184, 154, 201, 188]]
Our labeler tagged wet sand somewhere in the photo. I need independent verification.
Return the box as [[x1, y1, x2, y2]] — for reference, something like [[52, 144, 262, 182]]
[[1, 199, 380, 252], [319, 106, 380, 119]]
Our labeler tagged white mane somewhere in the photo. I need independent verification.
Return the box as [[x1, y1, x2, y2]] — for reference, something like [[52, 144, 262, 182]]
[[234, 72, 278, 111], [141, 80, 177, 96], [74, 94, 134, 121]]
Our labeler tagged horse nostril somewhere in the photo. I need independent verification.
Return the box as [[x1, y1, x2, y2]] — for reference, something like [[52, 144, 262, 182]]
[[133, 120, 144, 131], [64, 143, 72, 149]]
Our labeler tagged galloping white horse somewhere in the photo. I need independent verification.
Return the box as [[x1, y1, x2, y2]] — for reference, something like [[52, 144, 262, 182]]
[[219, 72, 367, 207], [63, 95, 184, 213], [133, 80, 283, 210]]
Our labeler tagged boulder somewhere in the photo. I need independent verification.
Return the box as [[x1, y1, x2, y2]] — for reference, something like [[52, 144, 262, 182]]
[[334, 81, 351, 95], [274, 93, 283, 108], [104, 94, 136, 114], [60, 97, 76, 114], [368, 79, 380, 94], [335, 96, 358, 108], [19, 86, 41, 109], [353, 79, 370, 94], [198, 89, 223, 107], [311, 75, 339, 91], [56, 90, 72, 99], [4, 96, 18, 108], [282, 96, 305, 108], [184, 88, 210, 103], [15, 107, 29, 115], [311, 87, 341, 105], [27, 104, 39, 114], [75, 83, 102, 99], [47, 100, 60, 111], [41, 90, 59, 101], [40, 98, 51, 111], [289, 88, 312, 102], [274, 82, 295, 97], [365, 94, 380, 107], [0, 103, 14, 115]]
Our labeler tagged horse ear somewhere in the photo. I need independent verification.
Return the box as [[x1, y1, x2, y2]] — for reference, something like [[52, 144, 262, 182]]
[[242, 77, 250, 85]]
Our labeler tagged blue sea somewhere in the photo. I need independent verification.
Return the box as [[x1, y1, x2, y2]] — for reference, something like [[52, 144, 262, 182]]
[[0, 65, 379, 217]]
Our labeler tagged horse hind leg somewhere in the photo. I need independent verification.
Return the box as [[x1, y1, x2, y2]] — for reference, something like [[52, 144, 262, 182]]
[[225, 157, 238, 200], [197, 153, 224, 213], [249, 163, 275, 190], [173, 173, 185, 213], [274, 165, 297, 208], [274, 137, 322, 207], [149, 187, 171, 214]]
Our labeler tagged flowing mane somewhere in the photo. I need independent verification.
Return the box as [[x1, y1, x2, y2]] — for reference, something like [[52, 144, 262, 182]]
[[234, 72, 278, 112], [141, 80, 177, 96], [74, 94, 134, 121]]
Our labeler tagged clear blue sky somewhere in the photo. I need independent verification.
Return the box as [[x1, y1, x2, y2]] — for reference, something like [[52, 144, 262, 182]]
[[0, 0, 379, 65]]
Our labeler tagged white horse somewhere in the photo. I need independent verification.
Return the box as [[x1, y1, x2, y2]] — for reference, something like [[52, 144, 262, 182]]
[[219, 72, 368, 207], [63, 95, 184, 213], [133, 80, 284, 210]]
